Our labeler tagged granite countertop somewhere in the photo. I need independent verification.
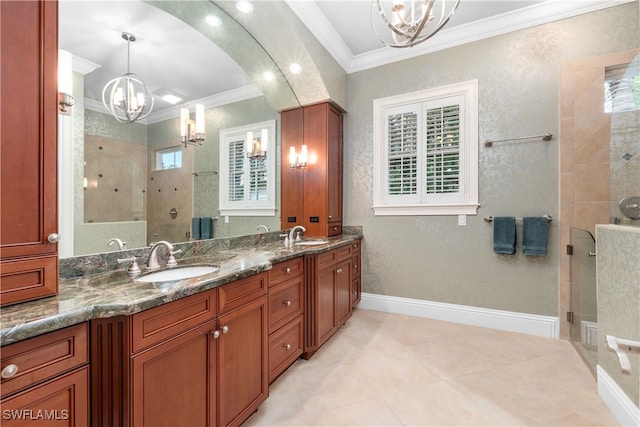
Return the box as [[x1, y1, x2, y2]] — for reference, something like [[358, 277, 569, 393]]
[[0, 235, 361, 346]]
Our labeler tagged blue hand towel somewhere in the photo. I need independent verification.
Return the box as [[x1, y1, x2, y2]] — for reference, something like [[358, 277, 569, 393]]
[[200, 217, 213, 239], [493, 217, 516, 254], [191, 217, 201, 240], [523, 217, 548, 256]]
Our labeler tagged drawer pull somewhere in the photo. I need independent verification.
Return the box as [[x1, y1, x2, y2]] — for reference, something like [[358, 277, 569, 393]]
[[333, 227, 338, 231], [336, 268, 342, 274], [222, 325, 229, 334], [1, 364, 18, 379], [285, 267, 291, 274], [47, 233, 60, 243], [283, 300, 292, 307], [212, 330, 221, 339], [284, 344, 291, 350]]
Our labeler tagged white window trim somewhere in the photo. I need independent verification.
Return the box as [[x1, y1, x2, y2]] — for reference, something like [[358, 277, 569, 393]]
[[219, 120, 277, 217], [372, 80, 479, 216]]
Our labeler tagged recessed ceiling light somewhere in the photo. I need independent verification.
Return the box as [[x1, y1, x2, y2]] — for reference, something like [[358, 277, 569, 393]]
[[153, 88, 185, 105], [289, 63, 302, 74], [236, 0, 253, 14], [262, 71, 275, 82], [205, 15, 221, 27]]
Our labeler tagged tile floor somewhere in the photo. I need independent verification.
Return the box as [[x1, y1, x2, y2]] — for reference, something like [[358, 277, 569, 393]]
[[245, 308, 619, 426]]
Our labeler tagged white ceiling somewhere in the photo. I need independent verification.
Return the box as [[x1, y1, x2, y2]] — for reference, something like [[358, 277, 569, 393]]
[[59, 0, 631, 121]]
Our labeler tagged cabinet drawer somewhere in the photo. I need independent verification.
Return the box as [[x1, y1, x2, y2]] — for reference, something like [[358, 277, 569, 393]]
[[132, 289, 217, 353], [269, 315, 303, 383], [328, 223, 342, 236], [0, 256, 58, 307], [316, 248, 338, 270], [269, 257, 303, 287], [219, 272, 268, 315], [1, 323, 88, 398], [269, 276, 304, 333], [0, 366, 89, 426]]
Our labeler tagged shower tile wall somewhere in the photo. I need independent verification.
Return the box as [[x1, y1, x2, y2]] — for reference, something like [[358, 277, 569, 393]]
[[559, 49, 639, 338]]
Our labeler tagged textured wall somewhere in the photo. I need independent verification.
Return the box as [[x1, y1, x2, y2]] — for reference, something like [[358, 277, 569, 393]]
[[344, 4, 639, 316], [596, 225, 640, 408]]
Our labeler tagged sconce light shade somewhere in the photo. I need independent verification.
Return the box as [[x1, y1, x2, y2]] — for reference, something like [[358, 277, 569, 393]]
[[58, 50, 74, 115], [181, 104, 205, 147], [289, 145, 307, 169], [102, 32, 154, 123], [247, 128, 268, 159]]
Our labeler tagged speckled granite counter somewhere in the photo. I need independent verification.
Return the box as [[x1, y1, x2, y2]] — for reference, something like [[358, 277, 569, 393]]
[[0, 233, 361, 346]]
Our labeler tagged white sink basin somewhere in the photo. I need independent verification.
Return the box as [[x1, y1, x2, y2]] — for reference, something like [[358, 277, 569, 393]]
[[134, 266, 219, 283], [295, 239, 330, 246]]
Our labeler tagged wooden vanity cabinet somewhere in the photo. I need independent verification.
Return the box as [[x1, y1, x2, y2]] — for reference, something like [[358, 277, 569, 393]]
[[0, 0, 59, 306], [0, 323, 90, 426], [268, 257, 304, 383], [281, 102, 344, 237], [91, 275, 268, 427], [303, 243, 356, 359], [350, 240, 362, 306]]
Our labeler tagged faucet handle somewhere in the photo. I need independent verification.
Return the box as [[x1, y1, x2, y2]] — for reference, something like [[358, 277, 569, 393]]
[[117, 256, 141, 277], [167, 249, 182, 268]]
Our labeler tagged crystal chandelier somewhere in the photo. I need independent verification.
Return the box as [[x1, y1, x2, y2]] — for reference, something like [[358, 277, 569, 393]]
[[102, 32, 154, 123], [372, 0, 460, 48]]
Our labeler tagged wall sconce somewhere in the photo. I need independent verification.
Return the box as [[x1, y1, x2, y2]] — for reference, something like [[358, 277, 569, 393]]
[[58, 50, 74, 115], [247, 129, 268, 159], [181, 104, 205, 147], [289, 145, 307, 169]]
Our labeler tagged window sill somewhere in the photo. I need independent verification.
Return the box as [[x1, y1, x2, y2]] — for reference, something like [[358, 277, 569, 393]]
[[372, 204, 479, 216], [218, 208, 276, 217]]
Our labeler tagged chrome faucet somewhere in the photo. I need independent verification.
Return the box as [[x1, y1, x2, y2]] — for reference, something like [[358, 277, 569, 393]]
[[256, 224, 270, 233], [288, 225, 306, 248], [107, 237, 126, 251], [146, 241, 181, 270]]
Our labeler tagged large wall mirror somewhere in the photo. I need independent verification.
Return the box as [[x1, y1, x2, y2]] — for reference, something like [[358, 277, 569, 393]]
[[58, 0, 300, 257]]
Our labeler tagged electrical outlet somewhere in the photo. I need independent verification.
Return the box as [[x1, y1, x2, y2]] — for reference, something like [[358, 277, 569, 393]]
[[458, 214, 466, 226]]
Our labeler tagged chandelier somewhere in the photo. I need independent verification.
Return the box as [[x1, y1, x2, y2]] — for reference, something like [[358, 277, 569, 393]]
[[372, 0, 460, 48], [102, 32, 154, 123]]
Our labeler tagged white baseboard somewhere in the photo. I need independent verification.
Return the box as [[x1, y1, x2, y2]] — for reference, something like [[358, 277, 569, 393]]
[[597, 365, 640, 426], [358, 293, 559, 339], [581, 320, 598, 347]]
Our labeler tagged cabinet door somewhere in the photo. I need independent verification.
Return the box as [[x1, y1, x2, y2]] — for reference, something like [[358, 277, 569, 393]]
[[335, 259, 352, 327], [0, 0, 59, 305], [316, 264, 337, 347], [218, 296, 268, 427], [0, 367, 89, 427], [326, 104, 343, 234], [131, 321, 216, 427]]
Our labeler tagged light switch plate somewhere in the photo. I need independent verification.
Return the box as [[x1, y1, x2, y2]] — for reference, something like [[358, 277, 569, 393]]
[[458, 214, 466, 226]]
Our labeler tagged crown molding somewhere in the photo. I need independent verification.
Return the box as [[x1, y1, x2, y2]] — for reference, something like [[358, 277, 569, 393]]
[[284, 0, 354, 72], [71, 54, 101, 75], [290, 0, 636, 74], [84, 84, 264, 124]]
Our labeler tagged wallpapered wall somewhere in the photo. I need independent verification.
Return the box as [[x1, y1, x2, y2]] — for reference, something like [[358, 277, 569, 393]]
[[343, 3, 639, 317]]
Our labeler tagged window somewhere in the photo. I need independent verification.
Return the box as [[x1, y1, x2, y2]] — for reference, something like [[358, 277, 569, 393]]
[[373, 80, 479, 215], [155, 147, 182, 170], [219, 120, 276, 216]]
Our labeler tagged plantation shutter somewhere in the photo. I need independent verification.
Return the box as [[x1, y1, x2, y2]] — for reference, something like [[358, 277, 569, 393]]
[[386, 109, 418, 197], [228, 138, 244, 202], [425, 103, 460, 194], [248, 157, 268, 201]]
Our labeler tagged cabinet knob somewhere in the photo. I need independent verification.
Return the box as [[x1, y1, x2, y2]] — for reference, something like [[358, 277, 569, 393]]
[[284, 300, 292, 307], [336, 268, 342, 274], [285, 267, 291, 274], [354, 264, 358, 270], [212, 330, 220, 339], [1, 364, 18, 379], [284, 344, 291, 350], [222, 325, 229, 334], [328, 215, 333, 219], [47, 233, 60, 243], [333, 227, 338, 231]]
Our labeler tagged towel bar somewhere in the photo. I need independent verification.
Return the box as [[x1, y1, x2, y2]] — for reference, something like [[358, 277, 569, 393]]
[[484, 133, 552, 147], [484, 215, 552, 223]]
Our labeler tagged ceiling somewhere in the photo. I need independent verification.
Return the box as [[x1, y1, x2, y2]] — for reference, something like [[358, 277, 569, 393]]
[[59, 0, 629, 121]]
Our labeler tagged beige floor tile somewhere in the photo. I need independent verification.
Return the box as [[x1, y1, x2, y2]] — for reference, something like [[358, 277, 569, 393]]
[[308, 397, 403, 426], [251, 309, 618, 427], [382, 381, 499, 426]]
